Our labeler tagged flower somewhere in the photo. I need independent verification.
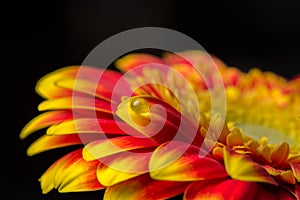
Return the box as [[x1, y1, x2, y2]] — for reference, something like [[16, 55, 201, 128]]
[[20, 50, 300, 199]]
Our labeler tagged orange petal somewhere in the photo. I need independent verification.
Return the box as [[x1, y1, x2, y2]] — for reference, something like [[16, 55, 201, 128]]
[[184, 179, 257, 200], [97, 152, 151, 186], [271, 142, 289, 166], [20, 110, 73, 139], [103, 174, 189, 200], [276, 170, 296, 184], [83, 136, 158, 161], [115, 53, 164, 74], [27, 134, 100, 156], [264, 165, 296, 184], [39, 149, 104, 193], [226, 127, 244, 147], [150, 141, 227, 181], [35, 66, 79, 99], [38, 97, 112, 114], [223, 147, 278, 185]]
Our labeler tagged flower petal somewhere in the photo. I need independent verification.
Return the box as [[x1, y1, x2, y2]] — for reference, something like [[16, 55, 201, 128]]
[[184, 179, 257, 200], [296, 184, 300, 199], [27, 134, 100, 156], [97, 152, 151, 186], [56, 78, 113, 102], [264, 165, 296, 184], [39, 149, 104, 194], [226, 127, 244, 147], [271, 142, 289, 166], [35, 66, 79, 99], [253, 184, 280, 200], [114, 53, 164, 74], [46, 118, 140, 136], [38, 97, 112, 114], [104, 174, 189, 200], [223, 147, 278, 185], [116, 96, 201, 145], [20, 110, 73, 139], [56, 68, 130, 103], [83, 136, 158, 161], [150, 141, 227, 181], [290, 162, 300, 182]]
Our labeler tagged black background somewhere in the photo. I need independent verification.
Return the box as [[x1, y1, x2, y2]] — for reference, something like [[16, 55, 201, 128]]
[[4, 0, 300, 199]]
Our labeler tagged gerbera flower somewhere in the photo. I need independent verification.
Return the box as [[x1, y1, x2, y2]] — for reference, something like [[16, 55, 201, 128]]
[[20, 50, 300, 199]]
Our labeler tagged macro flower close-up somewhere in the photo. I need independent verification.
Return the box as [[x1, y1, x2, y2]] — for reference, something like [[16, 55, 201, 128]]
[[20, 50, 300, 199]]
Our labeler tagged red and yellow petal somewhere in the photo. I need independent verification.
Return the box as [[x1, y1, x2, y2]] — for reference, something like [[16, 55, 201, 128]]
[[264, 165, 296, 184], [56, 78, 113, 102], [35, 66, 79, 99], [116, 95, 200, 145], [150, 141, 227, 181], [97, 152, 151, 186], [39, 149, 104, 194], [46, 118, 140, 136], [55, 67, 131, 103], [104, 174, 190, 200], [115, 53, 164, 74], [20, 110, 73, 139], [38, 96, 113, 114], [82, 136, 158, 161], [26, 134, 100, 156], [184, 179, 257, 200], [223, 147, 278, 185]]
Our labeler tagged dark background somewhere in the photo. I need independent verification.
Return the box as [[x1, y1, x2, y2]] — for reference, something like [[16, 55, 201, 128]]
[[4, 0, 299, 199]]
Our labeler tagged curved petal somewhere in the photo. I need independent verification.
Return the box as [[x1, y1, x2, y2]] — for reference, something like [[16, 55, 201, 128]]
[[35, 66, 79, 99], [184, 179, 257, 200], [20, 110, 73, 139], [46, 118, 140, 136], [104, 174, 189, 200], [97, 152, 151, 186], [56, 69, 131, 104], [38, 97, 112, 114], [290, 162, 300, 182], [271, 142, 289, 166], [264, 165, 296, 184], [57, 78, 113, 102], [83, 136, 158, 161], [116, 96, 201, 145], [39, 149, 104, 194], [26, 134, 100, 156], [150, 142, 227, 181], [224, 147, 278, 185], [114, 53, 164, 74]]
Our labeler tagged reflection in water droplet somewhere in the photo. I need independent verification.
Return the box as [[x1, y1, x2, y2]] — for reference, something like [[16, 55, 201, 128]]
[[130, 98, 150, 117]]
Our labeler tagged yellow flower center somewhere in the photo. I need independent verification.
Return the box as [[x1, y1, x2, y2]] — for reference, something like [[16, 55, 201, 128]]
[[222, 71, 300, 155]]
